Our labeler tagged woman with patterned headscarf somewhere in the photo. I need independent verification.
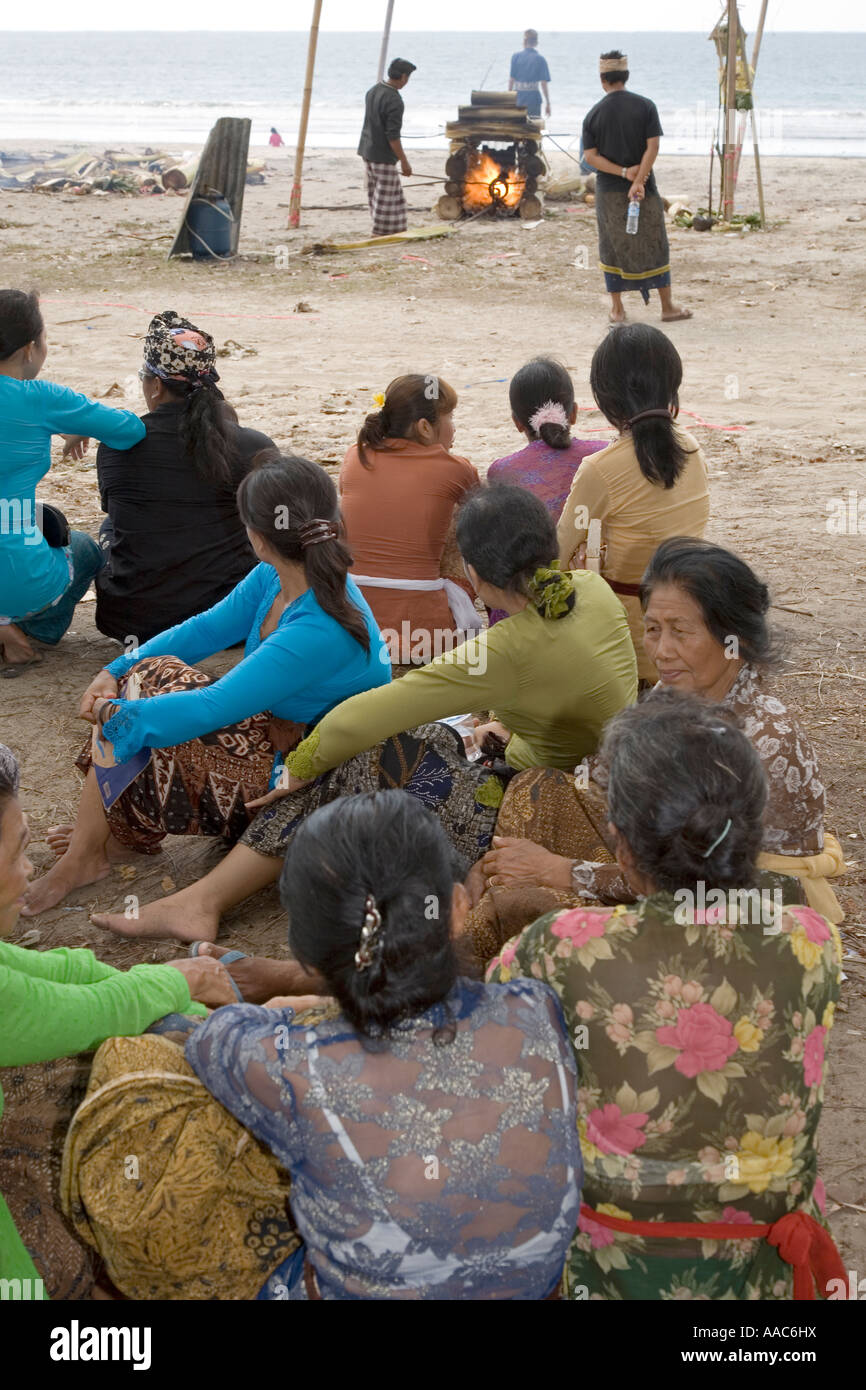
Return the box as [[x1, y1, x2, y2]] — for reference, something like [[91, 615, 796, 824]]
[[95, 309, 275, 644]]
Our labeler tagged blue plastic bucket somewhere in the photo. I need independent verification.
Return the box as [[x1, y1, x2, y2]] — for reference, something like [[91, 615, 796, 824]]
[[186, 195, 233, 260]]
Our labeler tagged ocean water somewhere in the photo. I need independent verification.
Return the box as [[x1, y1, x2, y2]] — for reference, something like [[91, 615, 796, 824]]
[[0, 30, 864, 158]]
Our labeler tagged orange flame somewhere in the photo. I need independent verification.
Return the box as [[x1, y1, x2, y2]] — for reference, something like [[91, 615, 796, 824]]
[[461, 151, 525, 211]]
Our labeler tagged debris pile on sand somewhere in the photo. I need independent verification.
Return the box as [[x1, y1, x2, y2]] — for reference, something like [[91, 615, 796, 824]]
[[0, 147, 268, 196]]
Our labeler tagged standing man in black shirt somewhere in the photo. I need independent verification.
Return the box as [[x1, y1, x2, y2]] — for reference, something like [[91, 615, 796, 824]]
[[358, 57, 416, 237], [582, 50, 691, 324]]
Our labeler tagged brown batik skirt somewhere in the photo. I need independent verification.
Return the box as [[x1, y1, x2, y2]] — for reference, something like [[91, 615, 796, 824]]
[[465, 767, 618, 963], [76, 656, 277, 853]]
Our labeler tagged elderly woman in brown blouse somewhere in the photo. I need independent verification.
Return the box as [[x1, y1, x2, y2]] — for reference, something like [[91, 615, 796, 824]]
[[467, 538, 846, 961]]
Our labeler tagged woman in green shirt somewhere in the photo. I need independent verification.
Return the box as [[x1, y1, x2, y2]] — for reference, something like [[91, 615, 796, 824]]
[[0, 744, 234, 1297], [92, 484, 637, 947]]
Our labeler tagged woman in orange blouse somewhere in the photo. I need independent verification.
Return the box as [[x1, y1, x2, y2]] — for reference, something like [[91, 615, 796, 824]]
[[339, 375, 480, 665]]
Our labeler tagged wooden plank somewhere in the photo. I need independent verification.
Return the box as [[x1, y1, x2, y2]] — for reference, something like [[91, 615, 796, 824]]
[[445, 122, 542, 142], [470, 90, 518, 106]]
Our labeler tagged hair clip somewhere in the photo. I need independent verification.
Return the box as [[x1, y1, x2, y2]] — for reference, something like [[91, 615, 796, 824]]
[[299, 519, 339, 550], [354, 894, 383, 971], [702, 817, 732, 858]]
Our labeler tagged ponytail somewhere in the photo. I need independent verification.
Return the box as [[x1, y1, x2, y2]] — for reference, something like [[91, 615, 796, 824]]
[[357, 409, 389, 469], [237, 452, 370, 653], [590, 323, 693, 490], [628, 413, 688, 489], [159, 378, 240, 489]]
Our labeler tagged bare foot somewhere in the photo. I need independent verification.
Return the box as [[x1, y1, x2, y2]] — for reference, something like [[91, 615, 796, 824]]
[[608, 310, 627, 324], [46, 825, 148, 863], [661, 306, 693, 321], [21, 847, 111, 916], [92, 884, 220, 944], [194, 941, 322, 1004], [0, 623, 43, 675]]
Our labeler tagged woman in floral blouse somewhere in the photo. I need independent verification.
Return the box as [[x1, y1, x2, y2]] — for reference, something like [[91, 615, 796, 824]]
[[488, 692, 845, 1301], [468, 537, 846, 960]]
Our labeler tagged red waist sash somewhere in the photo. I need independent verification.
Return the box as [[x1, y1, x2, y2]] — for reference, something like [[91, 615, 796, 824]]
[[581, 1203, 847, 1301]]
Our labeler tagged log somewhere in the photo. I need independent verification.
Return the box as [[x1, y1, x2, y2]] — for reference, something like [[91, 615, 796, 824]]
[[444, 180, 462, 197], [445, 153, 468, 179], [445, 123, 542, 142], [471, 90, 518, 106], [519, 194, 543, 220], [436, 195, 463, 220], [523, 154, 546, 178], [458, 106, 529, 122]]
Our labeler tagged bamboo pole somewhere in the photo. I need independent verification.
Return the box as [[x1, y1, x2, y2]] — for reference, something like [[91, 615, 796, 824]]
[[377, 0, 396, 83], [721, 0, 739, 219], [733, 0, 768, 187], [752, 0, 769, 72], [289, 0, 323, 229], [736, 11, 767, 228]]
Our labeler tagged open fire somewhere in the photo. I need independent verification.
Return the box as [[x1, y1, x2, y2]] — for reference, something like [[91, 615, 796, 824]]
[[437, 89, 547, 222], [461, 149, 526, 211]]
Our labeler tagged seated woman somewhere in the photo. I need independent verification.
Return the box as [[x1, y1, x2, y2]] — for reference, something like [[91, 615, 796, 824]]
[[469, 538, 846, 960], [0, 289, 145, 675], [488, 356, 606, 518], [487, 694, 845, 1301], [486, 356, 606, 625], [0, 744, 233, 1298], [22, 454, 390, 916], [339, 374, 480, 665], [187, 789, 582, 1300], [556, 324, 709, 683], [95, 309, 275, 644], [89, 484, 637, 944]]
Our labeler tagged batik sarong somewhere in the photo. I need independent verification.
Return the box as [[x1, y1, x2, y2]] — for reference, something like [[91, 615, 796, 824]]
[[596, 184, 671, 302]]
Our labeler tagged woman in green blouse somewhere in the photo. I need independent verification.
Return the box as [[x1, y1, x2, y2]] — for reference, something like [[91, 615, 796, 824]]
[[92, 484, 637, 947], [0, 744, 234, 1296]]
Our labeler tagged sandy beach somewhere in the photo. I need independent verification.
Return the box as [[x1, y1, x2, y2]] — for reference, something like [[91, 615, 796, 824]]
[[2, 142, 866, 1270]]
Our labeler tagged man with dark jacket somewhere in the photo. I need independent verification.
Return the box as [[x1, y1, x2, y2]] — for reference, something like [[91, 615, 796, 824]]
[[358, 57, 416, 237]]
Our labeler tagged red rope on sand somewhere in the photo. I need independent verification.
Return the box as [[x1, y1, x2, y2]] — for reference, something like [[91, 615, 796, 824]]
[[40, 297, 320, 322]]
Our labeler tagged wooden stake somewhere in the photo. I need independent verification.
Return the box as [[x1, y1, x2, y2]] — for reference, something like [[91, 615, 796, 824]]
[[722, 0, 739, 219], [377, 0, 396, 83], [289, 0, 323, 229], [736, 11, 767, 228]]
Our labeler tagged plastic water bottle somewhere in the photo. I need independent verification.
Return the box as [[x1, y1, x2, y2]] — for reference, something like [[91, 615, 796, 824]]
[[626, 199, 640, 236]]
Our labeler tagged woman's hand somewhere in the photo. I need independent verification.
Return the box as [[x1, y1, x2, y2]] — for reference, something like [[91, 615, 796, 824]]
[[464, 858, 487, 909], [481, 836, 574, 890], [264, 994, 331, 1012], [79, 671, 119, 724], [244, 773, 313, 811], [91, 697, 120, 729], [167, 956, 238, 1008], [61, 435, 91, 461], [468, 719, 511, 755]]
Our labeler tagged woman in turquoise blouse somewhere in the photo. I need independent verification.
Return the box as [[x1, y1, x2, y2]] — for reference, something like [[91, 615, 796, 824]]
[[23, 453, 390, 918], [0, 289, 145, 673], [0, 744, 234, 1296]]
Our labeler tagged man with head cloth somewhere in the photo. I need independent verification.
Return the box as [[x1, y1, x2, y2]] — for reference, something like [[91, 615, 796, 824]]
[[582, 50, 691, 323]]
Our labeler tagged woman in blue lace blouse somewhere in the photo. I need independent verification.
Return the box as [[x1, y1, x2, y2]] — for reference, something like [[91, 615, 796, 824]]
[[186, 790, 582, 1300], [22, 454, 390, 917]]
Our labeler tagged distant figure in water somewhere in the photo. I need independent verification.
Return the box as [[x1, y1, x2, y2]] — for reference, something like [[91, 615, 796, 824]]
[[269, 127, 285, 148]]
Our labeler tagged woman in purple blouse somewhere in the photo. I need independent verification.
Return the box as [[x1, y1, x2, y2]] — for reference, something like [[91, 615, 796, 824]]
[[486, 357, 606, 623]]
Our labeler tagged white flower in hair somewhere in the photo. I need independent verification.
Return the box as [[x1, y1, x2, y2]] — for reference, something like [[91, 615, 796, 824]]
[[528, 399, 569, 433]]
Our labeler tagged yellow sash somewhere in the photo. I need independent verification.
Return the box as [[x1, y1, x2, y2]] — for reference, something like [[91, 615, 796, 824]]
[[757, 833, 846, 924]]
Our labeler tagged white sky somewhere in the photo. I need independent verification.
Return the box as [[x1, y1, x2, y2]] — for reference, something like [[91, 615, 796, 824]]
[[1, 1, 863, 32]]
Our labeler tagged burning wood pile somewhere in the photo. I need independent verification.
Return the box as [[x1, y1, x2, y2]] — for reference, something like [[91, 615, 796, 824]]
[[437, 91, 547, 221]]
